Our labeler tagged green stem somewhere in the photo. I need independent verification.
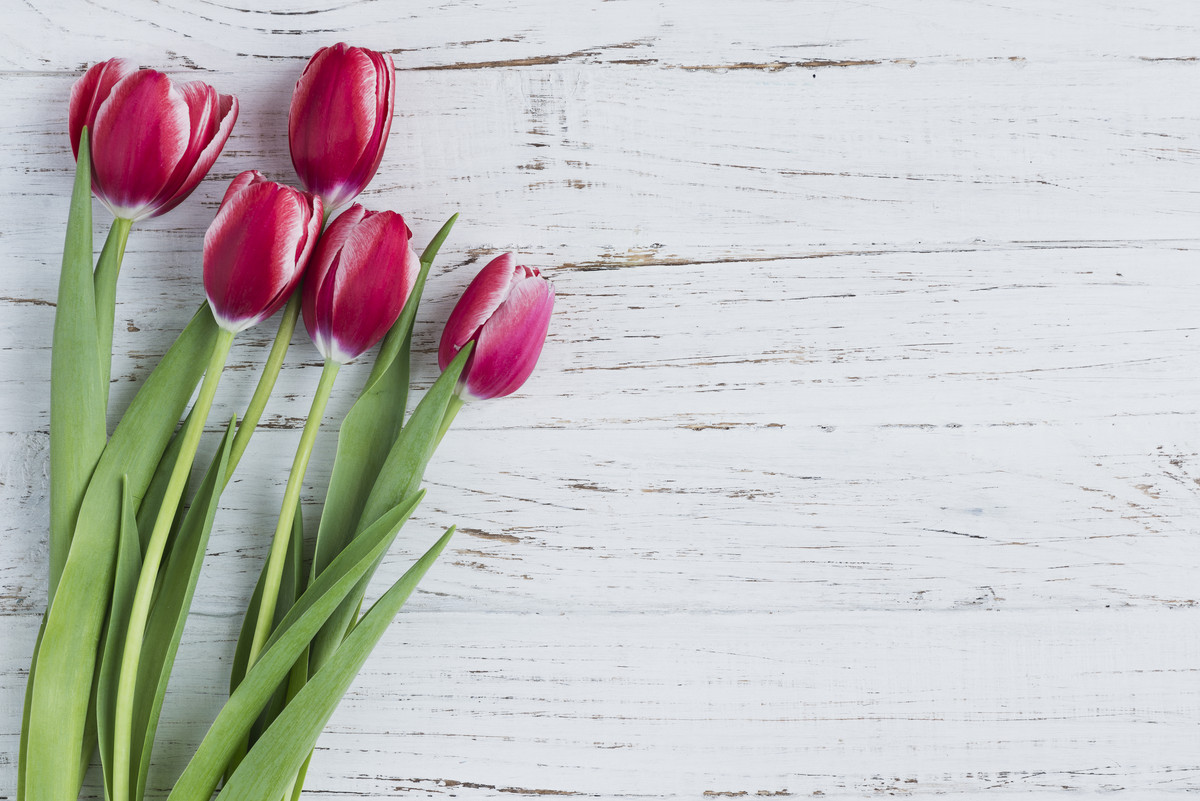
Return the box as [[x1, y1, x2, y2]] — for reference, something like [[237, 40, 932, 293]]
[[245, 359, 341, 669], [225, 292, 302, 483], [110, 327, 234, 801], [94, 217, 133, 413]]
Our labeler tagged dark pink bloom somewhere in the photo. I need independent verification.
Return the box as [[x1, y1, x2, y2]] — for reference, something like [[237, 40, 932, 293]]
[[204, 171, 323, 333], [288, 43, 394, 211], [302, 204, 419, 363], [438, 253, 555, 400], [69, 58, 238, 221]]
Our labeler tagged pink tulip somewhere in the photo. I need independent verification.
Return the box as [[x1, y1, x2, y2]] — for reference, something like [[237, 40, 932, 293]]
[[204, 171, 323, 333], [438, 253, 555, 400], [288, 43, 395, 211], [69, 58, 238, 221], [302, 204, 419, 363]]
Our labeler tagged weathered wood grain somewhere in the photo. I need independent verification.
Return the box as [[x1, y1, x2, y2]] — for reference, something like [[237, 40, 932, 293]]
[[3, 0, 1200, 798], [4, 611, 1198, 798]]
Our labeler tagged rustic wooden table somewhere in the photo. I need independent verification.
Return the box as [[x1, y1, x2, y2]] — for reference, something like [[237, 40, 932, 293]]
[[3, 1, 1199, 798]]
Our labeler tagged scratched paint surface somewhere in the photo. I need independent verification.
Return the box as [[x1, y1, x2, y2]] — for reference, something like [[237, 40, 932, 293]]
[[2, 1, 1200, 798]]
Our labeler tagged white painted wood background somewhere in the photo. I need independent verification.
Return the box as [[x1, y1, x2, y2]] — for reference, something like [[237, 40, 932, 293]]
[[3, 0, 1200, 797]]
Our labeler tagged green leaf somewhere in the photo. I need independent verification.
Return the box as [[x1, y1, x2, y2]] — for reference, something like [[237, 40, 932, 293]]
[[166, 492, 425, 801], [365, 214, 457, 396], [310, 214, 457, 584], [255, 502, 307, 738], [96, 477, 143, 801], [94, 218, 133, 412], [16, 616, 47, 801], [49, 127, 105, 599], [135, 409, 193, 554], [131, 418, 235, 801], [24, 305, 218, 801], [230, 500, 302, 695], [224, 500, 304, 781], [309, 345, 471, 671], [216, 527, 456, 801], [226, 496, 306, 784]]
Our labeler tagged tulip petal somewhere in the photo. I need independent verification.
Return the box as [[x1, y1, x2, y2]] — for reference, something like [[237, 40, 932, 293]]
[[322, 211, 413, 362], [205, 182, 312, 332], [465, 275, 555, 399], [69, 59, 136, 159], [91, 71, 190, 218], [147, 88, 238, 220], [219, 169, 267, 207], [301, 204, 369, 343], [289, 44, 393, 209], [437, 253, 519, 370], [343, 50, 394, 205]]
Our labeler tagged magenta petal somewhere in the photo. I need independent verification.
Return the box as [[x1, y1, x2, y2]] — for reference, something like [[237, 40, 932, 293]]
[[288, 43, 393, 209], [91, 71, 190, 218], [437, 253, 520, 370], [342, 50, 394, 206], [146, 88, 239, 220], [323, 211, 412, 361], [464, 276, 555, 399], [69, 59, 136, 159], [220, 169, 266, 206], [204, 180, 316, 332], [302, 203, 369, 342]]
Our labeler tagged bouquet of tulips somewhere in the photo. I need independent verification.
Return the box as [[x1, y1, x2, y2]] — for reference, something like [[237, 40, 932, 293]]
[[21, 44, 555, 801]]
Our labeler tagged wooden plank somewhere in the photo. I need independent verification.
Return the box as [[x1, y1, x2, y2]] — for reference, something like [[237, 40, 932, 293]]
[[4, 610, 1197, 798], [2, 1, 1200, 798], [3, 418, 1200, 618]]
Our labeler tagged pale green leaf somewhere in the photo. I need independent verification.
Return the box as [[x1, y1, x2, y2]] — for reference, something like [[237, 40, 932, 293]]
[[48, 127, 104, 598], [165, 492, 425, 801], [97, 477, 143, 800], [309, 345, 471, 671], [310, 214, 457, 583], [131, 418, 235, 801], [216, 528, 455, 801], [24, 305, 218, 801]]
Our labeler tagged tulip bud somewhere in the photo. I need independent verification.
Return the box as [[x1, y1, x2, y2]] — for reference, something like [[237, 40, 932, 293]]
[[288, 43, 395, 211], [69, 58, 238, 221], [438, 253, 555, 400], [301, 204, 419, 363], [204, 171, 323, 333]]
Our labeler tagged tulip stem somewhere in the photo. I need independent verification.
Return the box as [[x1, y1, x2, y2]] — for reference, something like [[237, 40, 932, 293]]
[[245, 358, 341, 669], [95, 217, 133, 413], [111, 325, 235, 801], [226, 292, 302, 482]]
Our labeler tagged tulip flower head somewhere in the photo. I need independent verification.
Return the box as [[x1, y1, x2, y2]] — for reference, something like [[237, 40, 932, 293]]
[[69, 58, 238, 222], [438, 253, 555, 400], [289, 43, 395, 211], [302, 204, 419, 363], [204, 171, 323, 333]]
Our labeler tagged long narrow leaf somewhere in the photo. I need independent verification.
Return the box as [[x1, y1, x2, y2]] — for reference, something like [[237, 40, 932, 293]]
[[96, 477, 142, 800], [94, 218, 132, 411], [225, 497, 305, 782], [131, 419, 235, 801], [310, 214, 456, 582], [216, 527, 456, 801], [25, 305, 218, 801], [309, 345, 470, 670], [230, 499, 304, 698], [166, 492, 425, 801], [135, 408, 193, 552], [16, 616, 46, 801], [48, 128, 104, 598]]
